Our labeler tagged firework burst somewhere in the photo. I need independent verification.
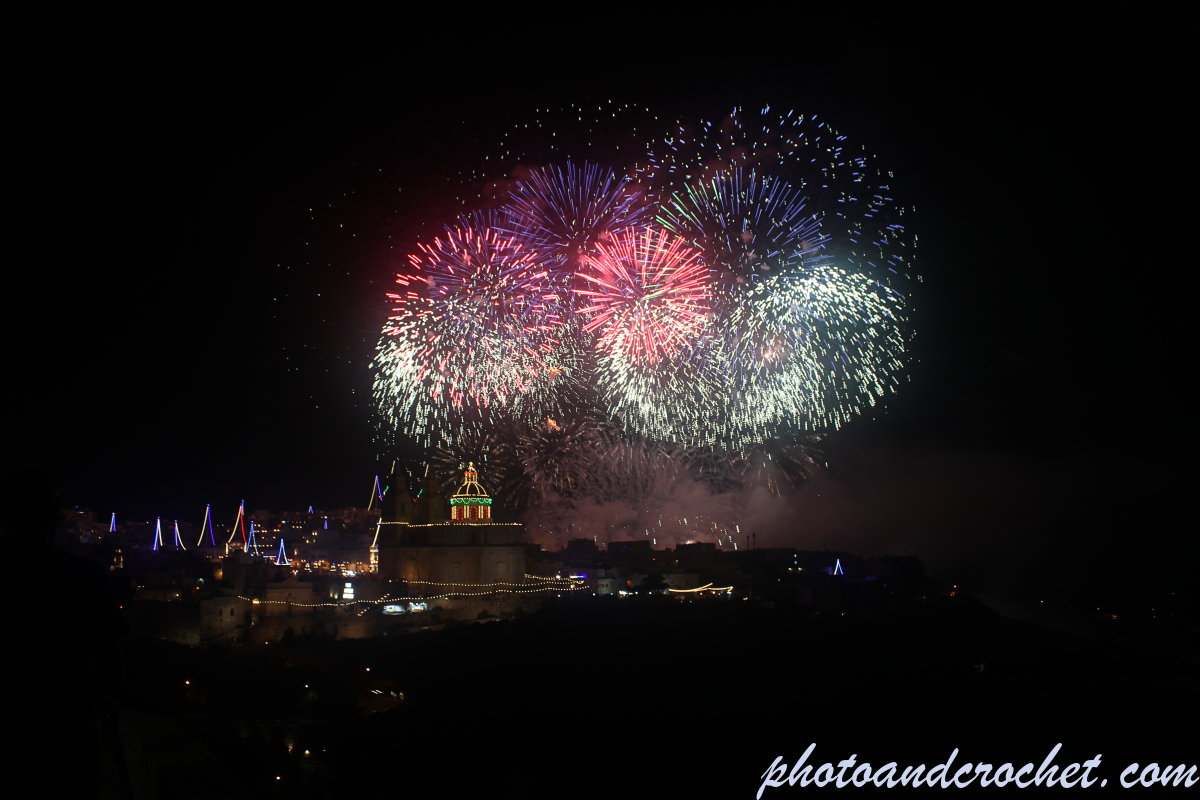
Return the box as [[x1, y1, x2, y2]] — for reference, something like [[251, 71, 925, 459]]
[[430, 425, 505, 500], [575, 227, 712, 366], [729, 432, 825, 495], [372, 212, 585, 446], [599, 105, 916, 448], [420, 210, 568, 326], [642, 106, 916, 285], [450, 415, 613, 515], [725, 268, 906, 434], [500, 161, 652, 269], [372, 105, 914, 505], [592, 267, 904, 450], [658, 168, 828, 287]]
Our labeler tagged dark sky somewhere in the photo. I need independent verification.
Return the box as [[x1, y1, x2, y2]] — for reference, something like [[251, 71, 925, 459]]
[[21, 19, 1192, 588]]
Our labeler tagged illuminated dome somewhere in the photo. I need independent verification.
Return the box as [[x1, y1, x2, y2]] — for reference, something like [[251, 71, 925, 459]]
[[450, 462, 492, 522]]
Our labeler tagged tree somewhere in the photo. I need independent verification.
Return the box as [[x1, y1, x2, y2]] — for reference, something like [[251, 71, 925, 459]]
[[637, 574, 668, 594]]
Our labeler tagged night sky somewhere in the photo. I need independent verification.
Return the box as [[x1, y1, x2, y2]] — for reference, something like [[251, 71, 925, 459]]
[[23, 21, 1192, 600]]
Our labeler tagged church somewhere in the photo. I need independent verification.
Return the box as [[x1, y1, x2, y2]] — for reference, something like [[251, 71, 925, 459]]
[[375, 462, 527, 589]]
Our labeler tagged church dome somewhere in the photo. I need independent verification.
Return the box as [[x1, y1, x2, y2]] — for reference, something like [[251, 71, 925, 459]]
[[450, 462, 493, 522]]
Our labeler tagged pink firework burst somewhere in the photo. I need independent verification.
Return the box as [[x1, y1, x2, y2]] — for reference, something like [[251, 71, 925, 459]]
[[575, 227, 712, 365], [416, 211, 567, 330], [375, 212, 585, 431]]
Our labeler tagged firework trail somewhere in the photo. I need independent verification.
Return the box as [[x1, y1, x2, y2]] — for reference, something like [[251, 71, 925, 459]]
[[431, 415, 622, 515], [579, 433, 675, 505], [420, 210, 569, 327], [709, 269, 905, 442]]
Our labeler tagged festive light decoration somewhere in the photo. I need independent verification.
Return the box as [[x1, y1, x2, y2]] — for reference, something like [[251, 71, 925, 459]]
[[367, 475, 384, 511], [407, 576, 582, 589], [246, 520, 263, 557], [226, 501, 246, 544], [196, 504, 216, 547], [667, 583, 734, 593], [236, 576, 583, 609], [449, 462, 493, 521]]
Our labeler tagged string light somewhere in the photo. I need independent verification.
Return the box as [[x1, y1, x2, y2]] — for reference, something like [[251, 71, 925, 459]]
[[236, 576, 584, 609], [667, 583, 733, 594]]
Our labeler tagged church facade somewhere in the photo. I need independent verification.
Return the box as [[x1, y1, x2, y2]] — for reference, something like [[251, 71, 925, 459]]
[[376, 463, 526, 589]]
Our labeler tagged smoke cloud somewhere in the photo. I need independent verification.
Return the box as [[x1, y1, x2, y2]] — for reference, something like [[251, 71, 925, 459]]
[[520, 437, 1157, 609]]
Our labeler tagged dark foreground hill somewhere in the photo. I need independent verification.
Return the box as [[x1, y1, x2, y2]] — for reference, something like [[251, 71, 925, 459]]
[[114, 594, 1197, 797]]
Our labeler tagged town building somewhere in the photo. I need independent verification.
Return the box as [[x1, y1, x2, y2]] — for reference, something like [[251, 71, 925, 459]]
[[376, 462, 526, 589]]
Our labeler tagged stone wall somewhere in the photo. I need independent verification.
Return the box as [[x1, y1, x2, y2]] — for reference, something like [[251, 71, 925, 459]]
[[380, 544, 526, 584]]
